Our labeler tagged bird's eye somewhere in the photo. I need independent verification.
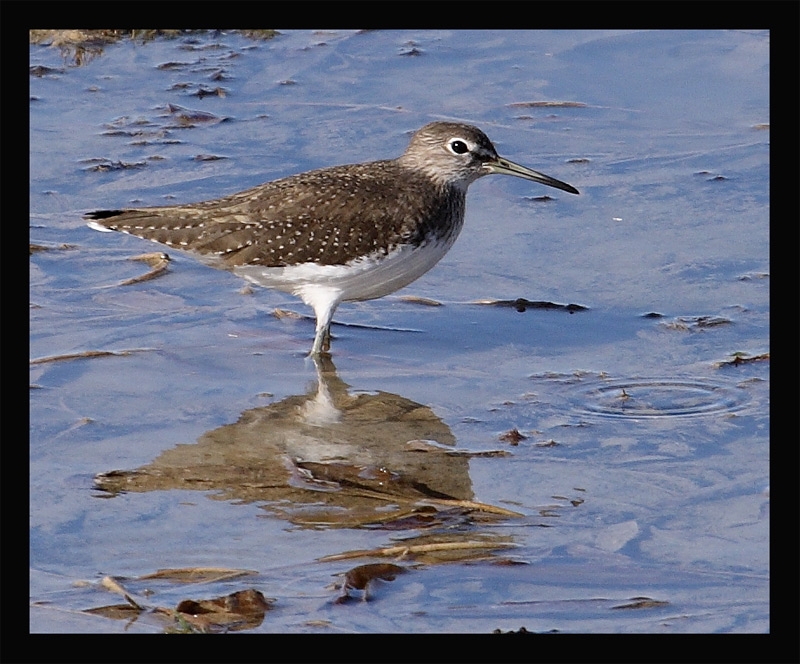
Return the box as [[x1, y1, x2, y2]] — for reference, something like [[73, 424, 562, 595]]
[[448, 139, 470, 155]]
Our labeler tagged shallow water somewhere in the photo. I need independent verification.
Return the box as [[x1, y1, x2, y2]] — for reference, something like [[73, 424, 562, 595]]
[[30, 30, 769, 633]]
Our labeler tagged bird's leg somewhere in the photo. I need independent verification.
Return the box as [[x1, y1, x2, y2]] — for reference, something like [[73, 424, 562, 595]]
[[309, 298, 338, 356], [310, 322, 332, 355], [310, 325, 328, 355]]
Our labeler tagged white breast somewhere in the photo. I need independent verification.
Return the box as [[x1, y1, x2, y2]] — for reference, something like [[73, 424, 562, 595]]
[[233, 235, 458, 304]]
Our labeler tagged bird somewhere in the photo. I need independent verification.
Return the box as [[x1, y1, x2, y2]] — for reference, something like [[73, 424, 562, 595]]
[[86, 121, 579, 355]]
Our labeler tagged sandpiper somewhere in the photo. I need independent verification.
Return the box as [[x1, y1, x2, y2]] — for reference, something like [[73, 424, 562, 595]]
[[87, 121, 579, 354]]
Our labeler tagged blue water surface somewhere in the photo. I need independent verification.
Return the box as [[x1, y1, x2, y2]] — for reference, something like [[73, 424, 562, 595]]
[[30, 30, 769, 634]]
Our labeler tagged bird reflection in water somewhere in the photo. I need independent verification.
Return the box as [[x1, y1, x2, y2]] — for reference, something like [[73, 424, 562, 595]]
[[95, 355, 487, 528]]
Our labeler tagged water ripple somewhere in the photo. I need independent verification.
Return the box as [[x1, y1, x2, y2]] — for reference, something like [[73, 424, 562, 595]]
[[569, 378, 748, 419]]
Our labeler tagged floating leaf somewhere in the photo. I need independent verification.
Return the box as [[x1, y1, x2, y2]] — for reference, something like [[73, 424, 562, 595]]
[[611, 597, 669, 610], [29, 349, 152, 365], [118, 252, 171, 286], [335, 563, 407, 603], [139, 567, 257, 584], [100, 575, 143, 609], [173, 589, 274, 631], [397, 295, 443, 306], [715, 352, 769, 368], [320, 537, 515, 564], [508, 101, 587, 108], [83, 604, 143, 620], [472, 298, 587, 313], [344, 563, 406, 591]]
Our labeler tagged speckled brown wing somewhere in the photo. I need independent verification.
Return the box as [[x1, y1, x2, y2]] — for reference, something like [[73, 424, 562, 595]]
[[85, 160, 457, 269]]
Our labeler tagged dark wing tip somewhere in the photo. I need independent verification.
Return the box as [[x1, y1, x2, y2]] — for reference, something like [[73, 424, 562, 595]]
[[84, 209, 127, 220]]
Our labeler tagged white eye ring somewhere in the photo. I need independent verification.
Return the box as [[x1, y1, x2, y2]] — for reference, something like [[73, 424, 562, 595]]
[[447, 138, 471, 155]]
